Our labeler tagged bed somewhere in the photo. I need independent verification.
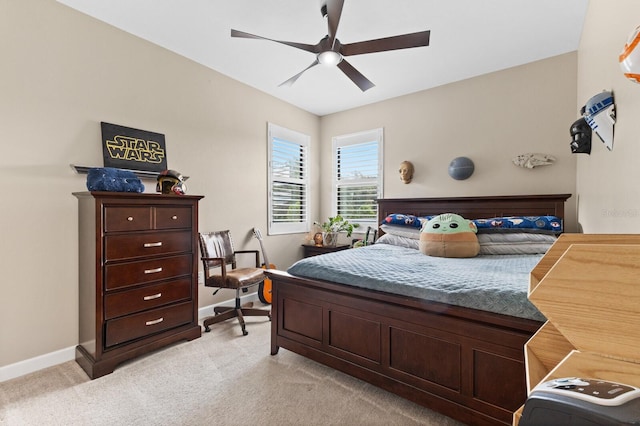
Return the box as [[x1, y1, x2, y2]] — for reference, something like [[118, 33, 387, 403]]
[[266, 194, 571, 426]]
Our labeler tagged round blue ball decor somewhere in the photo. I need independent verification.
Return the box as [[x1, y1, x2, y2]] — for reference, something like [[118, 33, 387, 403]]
[[448, 157, 475, 180]]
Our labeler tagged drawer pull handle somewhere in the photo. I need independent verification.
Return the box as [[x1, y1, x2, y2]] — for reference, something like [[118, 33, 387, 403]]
[[127, 216, 134, 221], [172, 215, 178, 220], [144, 267, 163, 274], [143, 293, 162, 301], [143, 242, 163, 248], [145, 317, 164, 326]]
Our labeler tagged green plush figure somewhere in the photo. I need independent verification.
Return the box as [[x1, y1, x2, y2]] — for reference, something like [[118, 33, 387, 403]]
[[419, 213, 479, 258]]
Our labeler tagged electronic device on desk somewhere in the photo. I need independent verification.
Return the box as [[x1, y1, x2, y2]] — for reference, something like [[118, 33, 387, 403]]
[[520, 377, 640, 425]]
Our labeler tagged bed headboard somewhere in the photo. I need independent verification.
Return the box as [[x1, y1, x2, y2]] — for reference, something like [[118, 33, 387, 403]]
[[377, 194, 571, 233]]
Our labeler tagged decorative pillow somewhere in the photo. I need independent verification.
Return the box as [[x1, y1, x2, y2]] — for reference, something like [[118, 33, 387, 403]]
[[381, 213, 424, 229], [380, 224, 420, 240], [473, 216, 562, 234], [86, 167, 145, 193], [419, 213, 479, 258], [376, 234, 420, 250]]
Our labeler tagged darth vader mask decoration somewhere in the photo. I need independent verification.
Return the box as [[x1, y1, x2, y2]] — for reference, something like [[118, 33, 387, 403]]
[[569, 117, 592, 154]]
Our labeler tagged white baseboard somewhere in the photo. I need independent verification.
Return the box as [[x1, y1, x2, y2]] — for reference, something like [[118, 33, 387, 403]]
[[0, 346, 77, 383], [0, 293, 262, 383]]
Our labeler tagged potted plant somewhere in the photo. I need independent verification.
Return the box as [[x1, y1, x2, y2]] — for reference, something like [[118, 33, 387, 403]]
[[315, 215, 359, 247]]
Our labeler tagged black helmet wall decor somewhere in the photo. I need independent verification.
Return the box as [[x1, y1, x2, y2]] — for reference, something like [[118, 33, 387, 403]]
[[569, 117, 592, 154], [156, 169, 188, 195]]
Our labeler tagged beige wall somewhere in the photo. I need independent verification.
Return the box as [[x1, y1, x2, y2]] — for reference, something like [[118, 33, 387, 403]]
[[321, 53, 578, 239], [0, 0, 578, 373], [576, 0, 640, 232], [0, 0, 319, 368]]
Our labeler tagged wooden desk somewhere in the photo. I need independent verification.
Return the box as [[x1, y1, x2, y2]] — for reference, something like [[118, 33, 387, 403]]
[[514, 234, 640, 425], [302, 244, 350, 258]]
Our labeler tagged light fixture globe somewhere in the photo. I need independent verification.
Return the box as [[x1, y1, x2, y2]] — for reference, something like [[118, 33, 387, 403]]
[[317, 50, 342, 66]]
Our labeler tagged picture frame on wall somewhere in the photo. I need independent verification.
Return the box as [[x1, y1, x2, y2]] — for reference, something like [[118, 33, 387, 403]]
[[100, 122, 168, 173]]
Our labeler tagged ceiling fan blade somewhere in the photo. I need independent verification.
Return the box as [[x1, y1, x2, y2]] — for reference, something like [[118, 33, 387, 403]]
[[341, 30, 431, 56], [325, 0, 344, 48], [278, 60, 320, 87], [231, 29, 320, 54], [337, 59, 375, 92]]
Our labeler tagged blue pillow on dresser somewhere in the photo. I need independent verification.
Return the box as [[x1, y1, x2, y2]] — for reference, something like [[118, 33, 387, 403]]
[[86, 167, 145, 193]]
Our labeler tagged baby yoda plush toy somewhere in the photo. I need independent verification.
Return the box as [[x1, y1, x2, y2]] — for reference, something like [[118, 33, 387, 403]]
[[419, 213, 480, 258]]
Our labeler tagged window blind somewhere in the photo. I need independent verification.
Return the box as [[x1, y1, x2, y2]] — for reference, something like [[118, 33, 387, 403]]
[[268, 123, 310, 235], [333, 129, 383, 227]]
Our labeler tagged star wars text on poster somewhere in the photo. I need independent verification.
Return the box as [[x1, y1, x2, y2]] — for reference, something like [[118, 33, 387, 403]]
[[106, 135, 165, 164]]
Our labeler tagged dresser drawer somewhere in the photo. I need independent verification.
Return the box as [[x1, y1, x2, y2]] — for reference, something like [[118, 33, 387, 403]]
[[104, 278, 192, 320], [104, 206, 152, 232], [155, 206, 192, 230], [105, 230, 192, 261], [105, 254, 192, 290], [104, 301, 193, 347]]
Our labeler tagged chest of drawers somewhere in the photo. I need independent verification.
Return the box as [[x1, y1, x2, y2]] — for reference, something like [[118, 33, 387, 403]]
[[74, 191, 203, 379]]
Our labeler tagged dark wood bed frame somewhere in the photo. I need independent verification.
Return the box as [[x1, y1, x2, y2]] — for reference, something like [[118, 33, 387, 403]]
[[266, 194, 571, 426]]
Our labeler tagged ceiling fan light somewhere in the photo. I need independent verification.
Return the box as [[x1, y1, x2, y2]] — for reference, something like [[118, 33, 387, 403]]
[[318, 51, 342, 66]]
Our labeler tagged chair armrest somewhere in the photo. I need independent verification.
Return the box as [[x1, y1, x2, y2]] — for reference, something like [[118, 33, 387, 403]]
[[201, 256, 227, 276], [234, 250, 261, 267]]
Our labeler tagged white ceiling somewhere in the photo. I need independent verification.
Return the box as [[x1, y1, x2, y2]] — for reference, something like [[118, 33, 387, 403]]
[[57, 0, 589, 116]]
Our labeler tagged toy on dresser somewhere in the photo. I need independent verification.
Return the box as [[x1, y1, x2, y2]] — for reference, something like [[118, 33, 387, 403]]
[[86, 167, 144, 193]]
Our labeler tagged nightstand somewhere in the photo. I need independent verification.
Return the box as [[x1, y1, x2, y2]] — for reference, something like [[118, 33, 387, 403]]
[[302, 244, 350, 258]]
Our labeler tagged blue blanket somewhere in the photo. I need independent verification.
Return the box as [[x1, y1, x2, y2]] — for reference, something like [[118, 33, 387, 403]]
[[287, 244, 545, 321]]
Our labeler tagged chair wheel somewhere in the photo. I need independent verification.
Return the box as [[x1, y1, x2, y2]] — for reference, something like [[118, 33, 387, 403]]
[[204, 326, 211, 332], [242, 330, 248, 336]]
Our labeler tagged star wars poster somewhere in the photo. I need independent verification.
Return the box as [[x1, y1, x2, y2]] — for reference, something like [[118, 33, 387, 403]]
[[100, 122, 168, 172]]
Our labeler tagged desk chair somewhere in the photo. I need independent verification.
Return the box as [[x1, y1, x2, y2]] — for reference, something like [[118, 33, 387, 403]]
[[199, 230, 271, 336], [351, 226, 378, 247]]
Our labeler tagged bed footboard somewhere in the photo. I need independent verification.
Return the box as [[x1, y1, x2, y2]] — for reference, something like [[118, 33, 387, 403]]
[[267, 270, 541, 426]]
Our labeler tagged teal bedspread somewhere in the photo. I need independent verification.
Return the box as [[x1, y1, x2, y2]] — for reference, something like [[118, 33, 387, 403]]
[[287, 244, 545, 321]]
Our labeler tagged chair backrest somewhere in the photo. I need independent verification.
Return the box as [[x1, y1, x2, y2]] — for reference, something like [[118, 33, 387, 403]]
[[199, 230, 236, 272], [365, 226, 377, 245]]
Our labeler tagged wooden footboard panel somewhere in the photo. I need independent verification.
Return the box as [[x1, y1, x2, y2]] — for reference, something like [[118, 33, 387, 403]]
[[267, 270, 542, 426]]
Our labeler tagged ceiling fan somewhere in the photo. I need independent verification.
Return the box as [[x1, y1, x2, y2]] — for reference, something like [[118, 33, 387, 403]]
[[230, 0, 431, 91]]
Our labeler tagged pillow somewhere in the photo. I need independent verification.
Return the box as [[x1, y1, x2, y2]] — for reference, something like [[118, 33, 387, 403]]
[[380, 213, 424, 229], [476, 233, 557, 244], [376, 234, 420, 250], [477, 233, 556, 255], [86, 167, 145, 193], [419, 213, 479, 258], [478, 242, 553, 255], [473, 216, 562, 234], [380, 224, 420, 240]]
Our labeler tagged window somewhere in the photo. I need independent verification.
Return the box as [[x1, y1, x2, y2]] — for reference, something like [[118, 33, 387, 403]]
[[268, 123, 310, 235], [332, 128, 383, 228]]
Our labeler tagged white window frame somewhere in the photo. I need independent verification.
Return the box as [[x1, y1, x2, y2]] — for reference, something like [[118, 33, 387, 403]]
[[331, 128, 384, 230], [267, 123, 310, 235]]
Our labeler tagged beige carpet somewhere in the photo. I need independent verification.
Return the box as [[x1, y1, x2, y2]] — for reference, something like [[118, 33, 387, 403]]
[[0, 316, 464, 425]]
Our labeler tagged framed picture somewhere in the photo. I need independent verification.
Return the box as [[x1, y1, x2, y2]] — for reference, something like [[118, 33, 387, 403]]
[[100, 122, 168, 173]]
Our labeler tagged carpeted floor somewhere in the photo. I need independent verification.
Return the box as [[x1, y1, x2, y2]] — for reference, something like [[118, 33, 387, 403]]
[[0, 316, 464, 425]]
